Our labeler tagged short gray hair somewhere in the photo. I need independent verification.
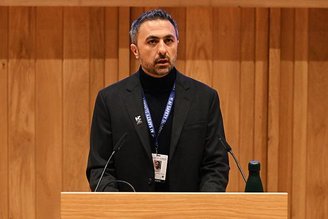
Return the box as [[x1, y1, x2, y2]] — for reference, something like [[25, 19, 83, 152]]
[[129, 9, 179, 44]]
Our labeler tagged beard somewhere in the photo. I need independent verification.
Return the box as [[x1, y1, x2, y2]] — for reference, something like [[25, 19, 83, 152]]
[[141, 54, 177, 77]]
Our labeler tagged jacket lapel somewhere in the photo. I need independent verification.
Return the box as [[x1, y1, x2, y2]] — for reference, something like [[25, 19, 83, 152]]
[[122, 73, 152, 161], [122, 71, 193, 163], [169, 72, 193, 162]]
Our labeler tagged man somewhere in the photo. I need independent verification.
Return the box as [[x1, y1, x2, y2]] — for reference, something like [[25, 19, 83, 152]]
[[86, 9, 229, 192]]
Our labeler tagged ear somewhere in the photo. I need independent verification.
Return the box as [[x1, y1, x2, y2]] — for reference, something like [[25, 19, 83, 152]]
[[130, 44, 139, 59]]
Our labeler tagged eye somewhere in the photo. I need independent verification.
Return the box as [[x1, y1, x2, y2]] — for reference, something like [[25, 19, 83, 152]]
[[164, 38, 174, 45], [147, 39, 158, 45]]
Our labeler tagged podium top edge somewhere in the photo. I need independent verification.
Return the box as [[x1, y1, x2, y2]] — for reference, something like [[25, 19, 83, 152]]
[[61, 192, 288, 195]]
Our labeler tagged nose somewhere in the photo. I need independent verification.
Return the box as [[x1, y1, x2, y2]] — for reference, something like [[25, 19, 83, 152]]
[[158, 40, 167, 55]]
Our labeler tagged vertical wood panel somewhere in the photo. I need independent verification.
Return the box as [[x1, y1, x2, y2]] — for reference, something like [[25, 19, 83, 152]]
[[279, 9, 294, 191], [90, 7, 105, 121], [239, 8, 255, 190], [279, 9, 295, 218], [186, 7, 213, 85], [0, 6, 9, 219], [212, 8, 241, 191], [8, 7, 36, 218], [105, 7, 119, 86], [307, 8, 328, 219], [35, 7, 63, 219], [292, 9, 308, 219], [63, 7, 90, 191], [254, 8, 269, 189], [267, 8, 280, 192], [118, 7, 130, 79]]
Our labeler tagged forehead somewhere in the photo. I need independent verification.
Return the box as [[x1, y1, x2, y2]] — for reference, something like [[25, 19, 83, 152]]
[[137, 19, 176, 39]]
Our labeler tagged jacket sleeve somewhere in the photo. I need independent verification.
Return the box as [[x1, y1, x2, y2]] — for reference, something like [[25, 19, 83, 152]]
[[199, 90, 230, 192], [86, 91, 118, 192]]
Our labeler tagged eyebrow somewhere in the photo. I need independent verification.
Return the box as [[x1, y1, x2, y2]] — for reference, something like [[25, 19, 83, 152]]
[[145, 34, 175, 40]]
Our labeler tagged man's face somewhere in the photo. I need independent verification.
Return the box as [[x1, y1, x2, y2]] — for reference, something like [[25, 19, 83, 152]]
[[130, 19, 179, 78]]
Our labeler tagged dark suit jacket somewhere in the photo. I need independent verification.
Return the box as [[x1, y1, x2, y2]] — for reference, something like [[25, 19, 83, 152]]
[[86, 69, 229, 192]]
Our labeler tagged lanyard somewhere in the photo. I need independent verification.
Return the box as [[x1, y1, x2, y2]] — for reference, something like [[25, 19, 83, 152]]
[[143, 83, 176, 154]]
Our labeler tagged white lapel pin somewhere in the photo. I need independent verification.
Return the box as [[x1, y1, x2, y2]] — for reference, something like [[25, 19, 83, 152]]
[[135, 115, 142, 125]]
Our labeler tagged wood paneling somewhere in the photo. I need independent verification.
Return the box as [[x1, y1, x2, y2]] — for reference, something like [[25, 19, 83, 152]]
[[35, 7, 63, 218], [308, 9, 328, 218], [90, 7, 105, 121], [253, 8, 269, 188], [1, 6, 328, 219], [279, 10, 295, 218], [186, 7, 213, 85], [63, 7, 90, 191], [0, 7, 8, 219], [267, 8, 280, 192], [1, 0, 328, 8], [105, 7, 119, 86], [239, 8, 255, 191], [8, 7, 36, 219], [292, 9, 308, 219], [212, 8, 241, 191], [118, 7, 130, 80]]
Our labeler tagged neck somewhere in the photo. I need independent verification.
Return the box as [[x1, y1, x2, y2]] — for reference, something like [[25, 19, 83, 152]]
[[139, 67, 176, 92]]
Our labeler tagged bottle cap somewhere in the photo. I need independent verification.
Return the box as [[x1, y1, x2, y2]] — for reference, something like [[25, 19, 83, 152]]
[[248, 160, 261, 171]]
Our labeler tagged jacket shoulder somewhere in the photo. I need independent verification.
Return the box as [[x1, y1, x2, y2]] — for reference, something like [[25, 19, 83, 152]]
[[98, 73, 139, 98], [177, 71, 217, 95]]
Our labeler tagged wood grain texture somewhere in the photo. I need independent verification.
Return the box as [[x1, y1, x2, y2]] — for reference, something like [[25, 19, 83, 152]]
[[104, 7, 119, 86], [307, 9, 328, 219], [8, 7, 36, 219], [239, 8, 256, 189], [61, 192, 288, 218], [118, 7, 130, 80], [0, 7, 9, 219], [186, 7, 213, 85], [267, 8, 280, 192], [212, 8, 241, 191], [254, 8, 269, 188], [279, 10, 294, 218], [35, 7, 63, 219], [1, 0, 328, 7], [292, 9, 308, 219], [63, 7, 90, 191], [90, 7, 105, 121]]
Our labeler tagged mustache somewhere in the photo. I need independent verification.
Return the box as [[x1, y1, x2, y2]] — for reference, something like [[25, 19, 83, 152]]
[[155, 55, 170, 63]]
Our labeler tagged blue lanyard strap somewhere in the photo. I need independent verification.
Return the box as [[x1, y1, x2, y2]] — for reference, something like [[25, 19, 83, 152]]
[[143, 83, 176, 154]]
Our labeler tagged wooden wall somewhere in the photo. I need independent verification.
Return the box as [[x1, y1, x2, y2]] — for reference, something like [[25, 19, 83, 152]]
[[0, 6, 327, 219]]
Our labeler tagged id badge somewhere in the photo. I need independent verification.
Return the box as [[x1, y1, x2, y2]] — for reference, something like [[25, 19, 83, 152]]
[[152, 153, 168, 182]]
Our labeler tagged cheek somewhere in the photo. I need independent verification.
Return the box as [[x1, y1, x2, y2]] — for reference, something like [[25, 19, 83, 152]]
[[140, 49, 156, 61], [169, 46, 178, 55]]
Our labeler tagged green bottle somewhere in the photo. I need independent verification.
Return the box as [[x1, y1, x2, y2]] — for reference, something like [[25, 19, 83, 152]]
[[245, 160, 264, 192]]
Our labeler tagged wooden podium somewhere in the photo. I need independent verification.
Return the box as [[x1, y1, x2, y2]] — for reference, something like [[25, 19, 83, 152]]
[[61, 192, 287, 218]]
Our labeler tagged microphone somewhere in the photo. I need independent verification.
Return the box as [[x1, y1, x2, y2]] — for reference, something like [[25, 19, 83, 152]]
[[94, 132, 135, 192], [218, 135, 247, 184]]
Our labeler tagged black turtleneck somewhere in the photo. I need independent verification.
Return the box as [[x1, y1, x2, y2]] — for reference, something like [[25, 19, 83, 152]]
[[139, 67, 176, 191]]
